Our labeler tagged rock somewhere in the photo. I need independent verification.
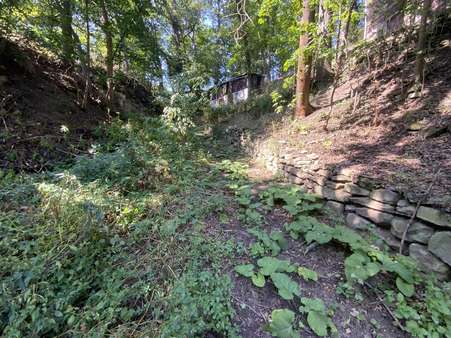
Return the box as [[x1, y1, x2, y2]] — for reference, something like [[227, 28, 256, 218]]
[[335, 167, 355, 177], [417, 206, 451, 228], [420, 124, 448, 139], [325, 201, 345, 215], [428, 232, 451, 267], [426, 195, 451, 212], [316, 169, 332, 178], [396, 200, 416, 216], [371, 227, 401, 250], [355, 207, 394, 227], [344, 183, 370, 196], [330, 174, 352, 183], [0, 75, 8, 86], [313, 185, 351, 202], [306, 153, 319, 160], [284, 166, 302, 177], [409, 243, 450, 280], [345, 205, 357, 212], [325, 180, 345, 190], [356, 176, 381, 190], [286, 174, 303, 185], [346, 213, 374, 230], [370, 189, 400, 205], [349, 197, 395, 213], [408, 121, 426, 131], [390, 217, 434, 244]]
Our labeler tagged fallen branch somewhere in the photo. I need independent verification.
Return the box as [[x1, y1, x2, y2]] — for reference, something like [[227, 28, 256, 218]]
[[399, 168, 441, 254], [365, 282, 406, 332]]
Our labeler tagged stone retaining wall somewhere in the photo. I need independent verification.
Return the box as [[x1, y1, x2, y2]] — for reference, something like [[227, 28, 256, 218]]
[[270, 151, 451, 280]]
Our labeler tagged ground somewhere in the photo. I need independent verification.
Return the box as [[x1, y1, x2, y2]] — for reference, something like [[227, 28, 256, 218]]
[[220, 38, 451, 212], [1, 33, 450, 338], [204, 159, 409, 338], [0, 36, 158, 172]]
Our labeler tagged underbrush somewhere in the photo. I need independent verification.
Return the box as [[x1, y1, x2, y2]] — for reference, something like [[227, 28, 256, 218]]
[[0, 116, 239, 337]]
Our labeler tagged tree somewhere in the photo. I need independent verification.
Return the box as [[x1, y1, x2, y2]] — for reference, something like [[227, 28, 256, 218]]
[[295, 0, 313, 118], [58, 0, 76, 61], [323, 0, 356, 130], [99, 0, 114, 111], [81, 0, 91, 109], [415, 0, 432, 91]]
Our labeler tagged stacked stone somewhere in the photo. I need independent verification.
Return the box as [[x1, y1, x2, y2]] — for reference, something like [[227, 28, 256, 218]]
[[278, 153, 451, 281]]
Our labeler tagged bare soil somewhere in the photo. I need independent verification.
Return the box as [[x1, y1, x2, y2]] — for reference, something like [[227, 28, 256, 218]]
[[225, 39, 451, 212], [204, 174, 408, 338], [0, 36, 158, 172]]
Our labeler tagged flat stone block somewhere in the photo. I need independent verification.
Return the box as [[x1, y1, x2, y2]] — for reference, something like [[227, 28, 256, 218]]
[[409, 243, 450, 280], [417, 206, 451, 228], [390, 217, 434, 244], [370, 189, 401, 205], [428, 232, 451, 267], [355, 207, 394, 227]]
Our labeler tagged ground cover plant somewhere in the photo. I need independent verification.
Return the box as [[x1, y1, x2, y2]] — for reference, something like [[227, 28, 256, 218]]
[[1, 112, 450, 337]]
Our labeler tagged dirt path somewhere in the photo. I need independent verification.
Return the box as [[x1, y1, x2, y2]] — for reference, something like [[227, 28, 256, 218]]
[[204, 159, 408, 338]]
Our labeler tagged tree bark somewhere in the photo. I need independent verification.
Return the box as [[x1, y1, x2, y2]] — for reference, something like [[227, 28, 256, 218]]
[[415, 0, 432, 88], [295, 0, 313, 119], [81, 0, 91, 109], [100, 0, 114, 111], [59, 0, 75, 61]]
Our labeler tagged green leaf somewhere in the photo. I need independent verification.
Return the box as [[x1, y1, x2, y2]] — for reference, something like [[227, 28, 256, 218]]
[[257, 257, 296, 276], [270, 231, 288, 250], [252, 272, 266, 287], [299, 298, 336, 337], [300, 297, 326, 313], [396, 277, 415, 297], [304, 223, 334, 244], [271, 273, 301, 300], [264, 309, 300, 338], [307, 310, 328, 337], [235, 264, 255, 277], [297, 267, 318, 282]]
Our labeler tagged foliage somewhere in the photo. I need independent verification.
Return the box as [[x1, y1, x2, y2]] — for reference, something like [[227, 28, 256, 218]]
[[297, 266, 318, 282], [0, 115, 237, 336], [248, 227, 287, 257], [271, 272, 301, 300], [264, 309, 300, 338], [260, 185, 323, 216], [160, 271, 238, 337], [299, 298, 337, 337]]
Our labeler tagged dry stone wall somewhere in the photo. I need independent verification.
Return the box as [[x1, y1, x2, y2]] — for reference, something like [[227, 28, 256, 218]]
[[270, 151, 451, 281]]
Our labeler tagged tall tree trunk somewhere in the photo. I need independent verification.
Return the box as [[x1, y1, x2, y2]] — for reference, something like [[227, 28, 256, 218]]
[[415, 0, 432, 89], [315, 0, 332, 85], [100, 0, 114, 112], [295, 0, 313, 118], [82, 0, 91, 109], [59, 0, 75, 61], [323, 0, 355, 130]]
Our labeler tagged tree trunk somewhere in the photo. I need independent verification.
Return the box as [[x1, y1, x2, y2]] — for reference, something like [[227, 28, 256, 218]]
[[315, 0, 332, 85], [81, 0, 91, 109], [100, 0, 114, 111], [415, 0, 432, 88], [59, 0, 75, 61], [295, 0, 313, 118], [323, 0, 355, 131]]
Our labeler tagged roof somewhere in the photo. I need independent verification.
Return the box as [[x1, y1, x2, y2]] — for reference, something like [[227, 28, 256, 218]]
[[217, 73, 262, 87]]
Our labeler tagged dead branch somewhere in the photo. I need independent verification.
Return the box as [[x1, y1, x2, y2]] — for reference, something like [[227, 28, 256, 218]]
[[399, 168, 441, 254]]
